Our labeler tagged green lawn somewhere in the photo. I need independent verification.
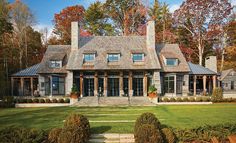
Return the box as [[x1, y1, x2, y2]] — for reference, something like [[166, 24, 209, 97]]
[[0, 104, 236, 133]]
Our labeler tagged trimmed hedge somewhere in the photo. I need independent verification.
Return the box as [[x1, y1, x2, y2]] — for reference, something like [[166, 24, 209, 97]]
[[58, 113, 90, 143], [135, 124, 163, 143], [14, 98, 70, 104]]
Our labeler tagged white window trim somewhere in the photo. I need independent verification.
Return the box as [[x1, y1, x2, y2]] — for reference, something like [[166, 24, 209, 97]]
[[50, 60, 62, 68], [107, 53, 120, 62], [165, 58, 178, 66]]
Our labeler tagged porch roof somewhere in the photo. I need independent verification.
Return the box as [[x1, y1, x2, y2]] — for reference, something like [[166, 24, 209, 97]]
[[188, 62, 216, 75], [12, 64, 40, 77]]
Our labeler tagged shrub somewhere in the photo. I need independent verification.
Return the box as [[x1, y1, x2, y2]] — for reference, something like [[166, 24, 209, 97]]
[[135, 124, 163, 143], [58, 99, 64, 103], [161, 128, 177, 143], [211, 87, 223, 102], [195, 97, 202, 102], [39, 99, 45, 103], [18, 98, 27, 103], [52, 99, 58, 103], [202, 97, 210, 102], [162, 97, 169, 102], [176, 97, 182, 102], [58, 114, 90, 143], [45, 99, 51, 103], [65, 98, 70, 103], [189, 97, 195, 102], [48, 128, 62, 143], [0, 126, 47, 143], [182, 97, 189, 102], [170, 98, 176, 102], [71, 84, 79, 94], [33, 98, 39, 103], [148, 85, 157, 94], [175, 124, 236, 142], [134, 112, 161, 135], [27, 99, 33, 103], [0, 96, 15, 108]]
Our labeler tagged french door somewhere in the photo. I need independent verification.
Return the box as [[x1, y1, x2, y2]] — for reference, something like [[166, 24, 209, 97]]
[[108, 78, 119, 96], [133, 78, 143, 96], [84, 78, 94, 96]]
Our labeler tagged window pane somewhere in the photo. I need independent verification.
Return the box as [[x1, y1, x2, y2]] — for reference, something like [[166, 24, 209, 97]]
[[84, 54, 94, 62], [50, 61, 61, 68], [108, 54, 119, 61], [166, 59, 177, 66], [133, 54, 143, 61]]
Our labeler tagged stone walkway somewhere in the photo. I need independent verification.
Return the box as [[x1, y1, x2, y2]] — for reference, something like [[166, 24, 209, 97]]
[[89, 134, 134, 143]]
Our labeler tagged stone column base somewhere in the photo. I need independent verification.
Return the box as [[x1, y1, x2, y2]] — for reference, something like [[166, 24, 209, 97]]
[[70, 98, 78, 105], [129, 90, 133, 97]]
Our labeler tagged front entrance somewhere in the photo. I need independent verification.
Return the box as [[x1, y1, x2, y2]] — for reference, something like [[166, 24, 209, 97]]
[[133, 78, 143, 96], [108, 78, 119, 96], [84, 78, 94, 96]]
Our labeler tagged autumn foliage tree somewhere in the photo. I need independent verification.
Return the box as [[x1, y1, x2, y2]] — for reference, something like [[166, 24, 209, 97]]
[[174, 0, 232, 65], [52, 5, 85, 44]]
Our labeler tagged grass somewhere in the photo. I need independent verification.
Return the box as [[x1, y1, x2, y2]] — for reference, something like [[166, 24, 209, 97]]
[[0, 104, 236, 133]]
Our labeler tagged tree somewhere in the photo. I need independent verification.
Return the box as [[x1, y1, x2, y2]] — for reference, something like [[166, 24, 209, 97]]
[[174, 0, 232, 65], [104, 0, 146, 35], [53, 5, 85, 44], [149, 0, 175, 43], [84, 1, 115, 36], [10, 0, 35, 69]]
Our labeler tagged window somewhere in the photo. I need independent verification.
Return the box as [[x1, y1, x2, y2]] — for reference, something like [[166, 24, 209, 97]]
[[84, 54, 95, 62], [231, 81, 234, 90], [52, 76, 65, 95], [164, 75, 175, 93], [166, 58, 178, 66], [132, 53, 144, 62], [107, 54, 120, 62], [50, 61, 62, 68]]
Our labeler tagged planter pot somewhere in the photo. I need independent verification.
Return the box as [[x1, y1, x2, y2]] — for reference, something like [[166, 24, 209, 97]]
[[148, 92, 157, 98], [70, 93, 78, 99]]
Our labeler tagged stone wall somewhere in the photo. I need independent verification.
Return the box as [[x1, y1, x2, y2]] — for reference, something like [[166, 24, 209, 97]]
[[66, 71, 73, 95], [38, 75, 45, 96], [153, 71, 161, 94]]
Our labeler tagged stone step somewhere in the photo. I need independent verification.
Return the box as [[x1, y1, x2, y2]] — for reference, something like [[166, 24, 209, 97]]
[[89, 134, 134, 143]]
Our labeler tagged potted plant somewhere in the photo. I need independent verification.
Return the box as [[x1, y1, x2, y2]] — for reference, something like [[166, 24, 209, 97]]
[[148, 85, 157, 98], [70, 84, 79, 99]]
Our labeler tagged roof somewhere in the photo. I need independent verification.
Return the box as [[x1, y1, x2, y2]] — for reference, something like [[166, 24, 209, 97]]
[[37, 45, 71, 74], [188, 62, 217, 75], [67, 36, 161, 70], [220, 69, 234, 80], [12, 64, 40, 77], [156, 44, 190, 72]]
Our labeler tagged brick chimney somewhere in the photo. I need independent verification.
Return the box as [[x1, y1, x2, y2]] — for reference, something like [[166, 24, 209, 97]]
[[205, 56, 217, 73], [146, 21, 155, 49], [71, 21, 80, 50]]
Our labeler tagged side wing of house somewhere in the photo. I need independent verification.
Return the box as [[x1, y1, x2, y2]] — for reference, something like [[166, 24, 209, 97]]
[[220, 69, 236, 91], [156, 44, 190, 96]]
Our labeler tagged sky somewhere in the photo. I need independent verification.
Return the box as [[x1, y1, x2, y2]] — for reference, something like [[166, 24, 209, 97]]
[[8, 0, 236, 36]]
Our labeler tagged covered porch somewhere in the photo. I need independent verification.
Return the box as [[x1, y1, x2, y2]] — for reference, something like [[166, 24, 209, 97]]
[[11, 64, 40, 96], [188, 62, 217, 96]]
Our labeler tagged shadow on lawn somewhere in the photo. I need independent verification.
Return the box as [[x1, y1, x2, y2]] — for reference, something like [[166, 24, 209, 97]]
[[91, 126, 112, 134]]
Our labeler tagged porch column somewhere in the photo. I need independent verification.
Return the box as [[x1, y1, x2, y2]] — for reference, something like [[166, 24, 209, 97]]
[[11, 77, 14, 96], [203, 75, 207, 95], [20, 77, 24, 96], [94, 72, 98, 96], [104, 72, 108, 97], [80, 72, 83, 97], [128, 71, 133, 96], [119, 71, 124, 97], [143, 71, 148, 97], [213, 75, 216, 89], [193, 75, 197, 96], [50, 76, 53, 97], [30, 77, 34, 96]]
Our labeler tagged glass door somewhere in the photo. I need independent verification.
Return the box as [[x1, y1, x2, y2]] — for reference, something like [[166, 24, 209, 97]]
[[176, 75, 183, 94], [108, 78, 119, 96], [133, 78, 143, 96], [84, 78, 94, 96]]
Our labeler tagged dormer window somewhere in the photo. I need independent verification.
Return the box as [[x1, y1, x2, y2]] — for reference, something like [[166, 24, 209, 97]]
[[166, 58, 178, 66], [107, 54, 120, 62], [84, 54, 95, 62], [132, 53, 144, 62], [50, 60, 62, 68]]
